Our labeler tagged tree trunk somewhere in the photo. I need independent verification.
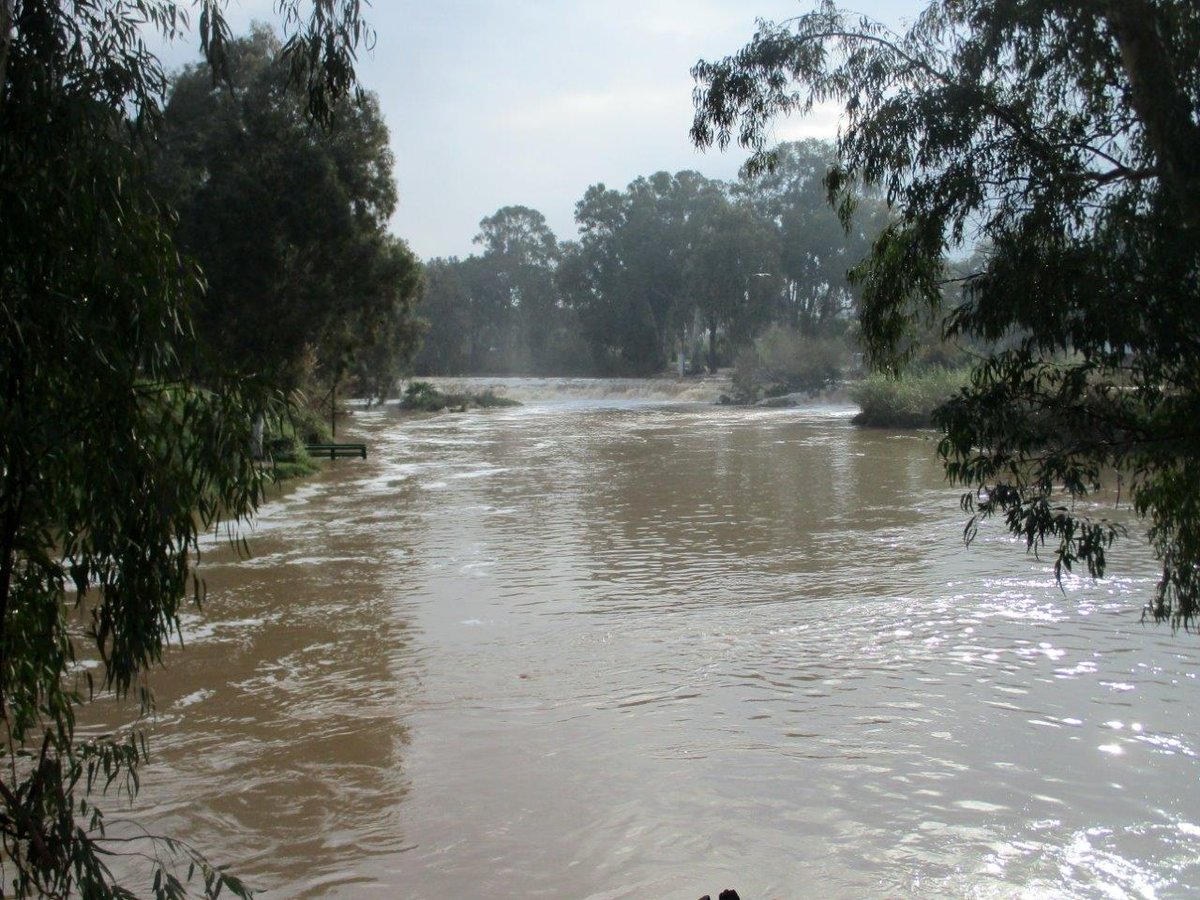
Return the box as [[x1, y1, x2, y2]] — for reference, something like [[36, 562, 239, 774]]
[[707, 320, 718, 373], [1103, 0, 1200, 230], [0, 0, 13, 111], [0, 359, 23, 686]]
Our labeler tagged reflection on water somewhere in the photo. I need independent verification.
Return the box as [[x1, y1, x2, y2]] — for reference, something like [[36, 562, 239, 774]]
[[111, 388, 1200, 898]]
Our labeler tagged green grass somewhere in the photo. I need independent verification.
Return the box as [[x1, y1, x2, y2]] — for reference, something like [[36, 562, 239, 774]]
[[849, 367, 968, 428], [264, 403, 335, 479]]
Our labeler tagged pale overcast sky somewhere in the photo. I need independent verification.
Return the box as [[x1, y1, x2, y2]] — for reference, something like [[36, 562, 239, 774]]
[[161, 1, 920, 260]]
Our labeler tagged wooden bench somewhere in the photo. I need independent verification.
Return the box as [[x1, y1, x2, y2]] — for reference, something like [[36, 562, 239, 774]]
[[304, 443, 367, 460]]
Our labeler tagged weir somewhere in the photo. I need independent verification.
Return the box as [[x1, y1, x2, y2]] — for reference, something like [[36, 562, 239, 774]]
[[405, 374, 734, 405]]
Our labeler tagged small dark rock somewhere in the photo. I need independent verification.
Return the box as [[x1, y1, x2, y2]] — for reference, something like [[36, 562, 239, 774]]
[[719, 891, 741, 900]]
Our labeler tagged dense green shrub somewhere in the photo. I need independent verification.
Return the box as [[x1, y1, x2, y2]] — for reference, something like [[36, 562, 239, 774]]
[[731, 326, 846, 403], [399, 381, 447, 411], [850, 368, 968, 427], [262, 402, 336, 479], [399, 381, 520, 412]]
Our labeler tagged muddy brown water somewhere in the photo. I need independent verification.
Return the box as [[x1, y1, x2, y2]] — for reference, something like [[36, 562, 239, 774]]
[[98, 383, 1199, 898]]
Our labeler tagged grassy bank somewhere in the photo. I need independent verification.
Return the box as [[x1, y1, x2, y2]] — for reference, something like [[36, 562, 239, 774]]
[[265, 403, 335, 479], [849, 368, 968, 428]]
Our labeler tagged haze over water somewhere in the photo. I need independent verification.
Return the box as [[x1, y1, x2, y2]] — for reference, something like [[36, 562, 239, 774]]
[[110, 380, 1200, 898]]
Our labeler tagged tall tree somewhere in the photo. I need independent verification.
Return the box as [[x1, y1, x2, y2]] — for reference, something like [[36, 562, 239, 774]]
[[692, 0, 1200, 625], [0, 2, 371, 896], [737, 139, 888, 335], [414, 258, 475, 375], [621, 172, 717, 365], [563, 171, 736, 374], [344, 236, 426, 401], [683, 193, 778, 372], [472, 206, 563, 373], [157, 25, 423, 394], [567, 181, 666, 373]]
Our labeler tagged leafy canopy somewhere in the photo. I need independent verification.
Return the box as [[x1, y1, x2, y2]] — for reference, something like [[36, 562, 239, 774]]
[[415, 156, 878, 380], [735, 139, 889, 336], [692, 0, 1200, 625], [156, 24, 423, 395], [565, 171, 731, 374], [1, 1, 373, 896]]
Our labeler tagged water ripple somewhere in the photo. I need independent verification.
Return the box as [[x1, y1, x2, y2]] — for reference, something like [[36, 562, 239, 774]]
[[100, 395, 1200, 898]]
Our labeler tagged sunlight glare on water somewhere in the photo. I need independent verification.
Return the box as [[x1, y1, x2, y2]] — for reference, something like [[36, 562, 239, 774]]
[[114, 382, 1200, 899]]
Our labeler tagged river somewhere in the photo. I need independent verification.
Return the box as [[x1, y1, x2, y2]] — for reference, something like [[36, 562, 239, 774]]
[[106, 379, 1199, 898]]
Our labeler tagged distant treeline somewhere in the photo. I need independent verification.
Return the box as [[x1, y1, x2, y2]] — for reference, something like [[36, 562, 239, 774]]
[[148, 32, 942, 400], [415, 141, 890, 378]]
